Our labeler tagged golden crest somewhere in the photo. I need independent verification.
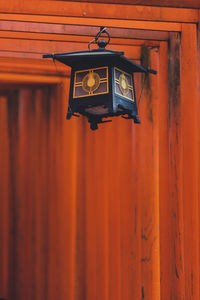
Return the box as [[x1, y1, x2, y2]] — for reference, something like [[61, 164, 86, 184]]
[[82, 72, 100, 93], [73, 67, 108, 98], [119, 73, 129, 96], [114, 67, 134, 101]]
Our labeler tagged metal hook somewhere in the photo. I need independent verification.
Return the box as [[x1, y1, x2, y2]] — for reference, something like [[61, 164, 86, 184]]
[[88, 27, 111, 50]]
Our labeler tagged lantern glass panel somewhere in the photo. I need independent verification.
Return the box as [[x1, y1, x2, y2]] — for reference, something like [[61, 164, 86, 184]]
[[114, 67, 135, 102], [73, 66, 109, 98]]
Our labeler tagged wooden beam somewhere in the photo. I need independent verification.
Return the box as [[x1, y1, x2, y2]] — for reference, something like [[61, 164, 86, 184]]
[[0, 32, 165, 46], [0, 38, 142, 59], [50, 0, 200, 9], [0, 1, 198, 23], [0, 14, 182, 32], [0, 57, 69, 76], [0, 72, 65, 84], [0, 22, 169, 41]]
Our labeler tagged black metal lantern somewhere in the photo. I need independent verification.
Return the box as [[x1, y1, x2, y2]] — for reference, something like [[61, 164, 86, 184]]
[[43, 27, 156, 130]]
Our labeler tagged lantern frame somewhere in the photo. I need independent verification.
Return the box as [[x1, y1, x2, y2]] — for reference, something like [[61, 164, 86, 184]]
[[43, 27, 156, 130]]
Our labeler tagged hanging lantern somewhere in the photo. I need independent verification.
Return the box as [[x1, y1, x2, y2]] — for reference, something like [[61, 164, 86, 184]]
[[43, 27, 156, 130]]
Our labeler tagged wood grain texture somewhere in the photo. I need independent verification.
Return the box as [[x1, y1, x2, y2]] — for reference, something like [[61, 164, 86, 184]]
[[0, 27, 169, 42], [136, 46, 160, 300], [158, 42, 170, 300], [49, 0, 200, 9], [0, 95, 9, 299], [180, 24, 199, 300], [0, 1, 198, 22], [0, 38, 141, 60], [168, 32, 185, 300]]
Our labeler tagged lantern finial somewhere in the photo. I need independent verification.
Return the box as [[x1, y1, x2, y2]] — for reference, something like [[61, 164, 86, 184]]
[[88, 27, 111, 50]]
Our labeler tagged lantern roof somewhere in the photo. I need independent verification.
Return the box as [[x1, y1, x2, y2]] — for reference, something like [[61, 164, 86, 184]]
[[43, 48, 156, 74]]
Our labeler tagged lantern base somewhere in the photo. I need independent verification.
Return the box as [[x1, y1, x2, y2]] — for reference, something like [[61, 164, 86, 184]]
[[66, 105, 140, 130], [133, 115, 141, 124], [85, 105, 109, 115], [88, 117, 112, 131]]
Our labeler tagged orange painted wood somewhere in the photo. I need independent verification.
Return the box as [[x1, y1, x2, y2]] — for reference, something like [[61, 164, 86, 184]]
[[198, 23, 200, 300], [136, 47, 161, 300], [117, 113, 143, 299], [0, 14, 182, 32], [157, 42, 171, 300], [0, 95, 9, 300], [85, 131, 97, 300], [33, 88, 49, 300], [180, 23, 199, 300], [0, 28, 169, 42], [0, 38, 141, 60], [130, 74, 142, 300], [1, 84, 80, 300], [95, 131, 109, 300], [0, 57, 68, 76], [168, 32, 185, 299], [0, 1, 198, 22], [17, 89, 39, 300], [0, 72, 65, 84], [107, 121, 121, 300], [150, 48, 160, 300], [55, 81, 78, 300], [56, 0, 200, 9]]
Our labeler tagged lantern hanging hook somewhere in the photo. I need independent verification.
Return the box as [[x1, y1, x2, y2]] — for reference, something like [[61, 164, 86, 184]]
[[88, 27, 110, 50]]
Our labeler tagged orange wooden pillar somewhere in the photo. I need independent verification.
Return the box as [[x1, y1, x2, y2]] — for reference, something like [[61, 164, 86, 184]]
[[180, 23, 199, 300], [0, 94, 10, 300], [55, 79, 78, 300], [168, 32, 185, 300], [135, 46, 160, 300], [158, 41, 171, 300]]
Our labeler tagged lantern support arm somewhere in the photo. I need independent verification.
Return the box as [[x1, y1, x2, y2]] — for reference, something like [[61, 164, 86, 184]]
[[146, 67, 157, 75], [43, 54, 54, 59]]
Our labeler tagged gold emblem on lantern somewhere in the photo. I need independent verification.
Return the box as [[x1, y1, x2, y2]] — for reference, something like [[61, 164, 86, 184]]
[[114, 67, 134, 101], [82, 71, 100, 93], [73, 67, 108, 98], [119, 73, 129, 96]]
